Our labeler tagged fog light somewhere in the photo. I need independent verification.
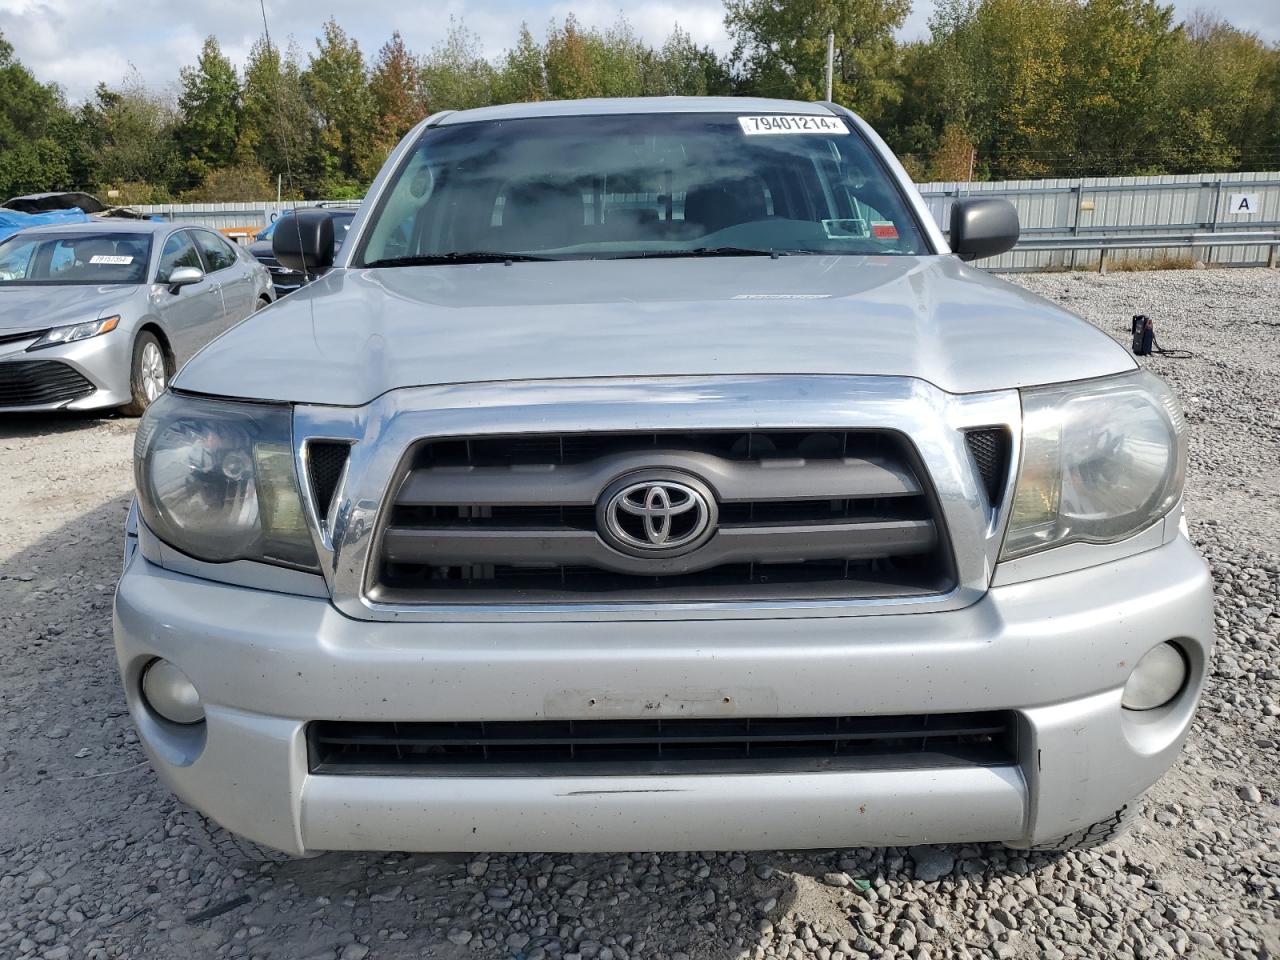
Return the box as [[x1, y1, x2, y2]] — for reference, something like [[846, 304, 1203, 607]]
[[1122, 642, 1188, 711], [141, 659, 205, 724]]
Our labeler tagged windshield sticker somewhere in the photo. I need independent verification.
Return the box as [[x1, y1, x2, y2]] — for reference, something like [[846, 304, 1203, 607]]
[[822, 218, 868, 239], [738, 115, 848, 136], [89, 255, 134, 265], [871, 222, 899, 240]]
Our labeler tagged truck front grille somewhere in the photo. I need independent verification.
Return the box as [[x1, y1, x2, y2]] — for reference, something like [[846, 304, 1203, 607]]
[[0, 360, 95, 407], [307, 711, 1017, 776], [369, 430, 954, 604]]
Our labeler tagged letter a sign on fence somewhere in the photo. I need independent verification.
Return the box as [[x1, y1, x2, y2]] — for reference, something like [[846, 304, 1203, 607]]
[[1228, 193, 1260, 215]]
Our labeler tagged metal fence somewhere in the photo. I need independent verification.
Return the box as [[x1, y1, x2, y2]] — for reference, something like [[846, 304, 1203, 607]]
[[131, 171, 1280, 270], [917, 171, 1280, 270]]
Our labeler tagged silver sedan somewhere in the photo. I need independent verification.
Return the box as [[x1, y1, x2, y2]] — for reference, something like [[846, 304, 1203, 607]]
[[0, 220, 274, 414]]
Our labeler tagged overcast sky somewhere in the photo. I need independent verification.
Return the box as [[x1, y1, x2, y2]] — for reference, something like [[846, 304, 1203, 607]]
[[1, 0, 1275, 103]]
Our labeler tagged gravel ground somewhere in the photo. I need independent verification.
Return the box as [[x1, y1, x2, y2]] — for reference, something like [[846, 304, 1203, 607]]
[[1, 268, 1277, 960]]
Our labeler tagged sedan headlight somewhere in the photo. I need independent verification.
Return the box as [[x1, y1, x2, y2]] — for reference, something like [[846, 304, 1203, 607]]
[[134, 392, 318, 570], [29, 315, 120, 349], [1002, 371, 1185, 560]]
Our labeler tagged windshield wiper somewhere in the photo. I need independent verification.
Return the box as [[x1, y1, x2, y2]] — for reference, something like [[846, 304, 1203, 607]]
[[614, 247, 787, 260], [362, 252, 556, 267]]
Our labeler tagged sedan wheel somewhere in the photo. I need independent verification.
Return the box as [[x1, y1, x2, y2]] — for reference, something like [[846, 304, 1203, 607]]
[[141, 341, 166, 401], [121, 331, 168, 416]]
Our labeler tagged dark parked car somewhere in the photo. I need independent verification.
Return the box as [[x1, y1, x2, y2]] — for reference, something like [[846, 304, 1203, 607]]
[[249, 207, 356, 296]]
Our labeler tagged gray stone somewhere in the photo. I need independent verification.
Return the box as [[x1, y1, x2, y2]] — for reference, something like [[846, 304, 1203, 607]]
[[907, 847, 954, 883]]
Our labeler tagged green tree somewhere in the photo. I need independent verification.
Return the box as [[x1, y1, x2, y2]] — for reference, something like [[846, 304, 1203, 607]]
[[176, 36, 241, 190], [238, 38, 312, 195], [1061, 0, 1176, 175], [1239, 43, 1280, 171], [1152, 14, 1273, 172], [878, 39, 943, 173], [421, 19, 496, 110], [928, 121, 977, 179], [975, 0, 1073, 178], [0, 30, 74, 197], [543, 15, 656, 100], [495, 24, 549, 103], [370, 31, 426, 150], [184, 162, 273, 200], [725, 0, 911, 122], [543, 15, 600, 100], [305, 18, 378, 190], [76, 71, 181, 198], [648, 26, 733, 97]]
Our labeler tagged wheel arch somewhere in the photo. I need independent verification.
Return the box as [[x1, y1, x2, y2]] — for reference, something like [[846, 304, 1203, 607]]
[[135, 321, 175, 374]]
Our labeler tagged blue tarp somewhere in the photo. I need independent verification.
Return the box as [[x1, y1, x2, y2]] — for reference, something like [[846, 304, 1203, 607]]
[[0, 207, 92, 243]]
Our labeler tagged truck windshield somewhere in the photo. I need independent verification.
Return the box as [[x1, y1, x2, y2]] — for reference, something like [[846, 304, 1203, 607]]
[[0, 231, 152, 285], [355, 112, 928, 266]]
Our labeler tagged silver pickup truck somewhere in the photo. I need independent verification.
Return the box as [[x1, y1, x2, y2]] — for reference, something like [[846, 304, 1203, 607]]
[[114, 97, 1213, 860]]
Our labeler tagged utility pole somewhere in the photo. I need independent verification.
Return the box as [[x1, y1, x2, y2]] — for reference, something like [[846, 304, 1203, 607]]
[[825, 31, 835, 102]]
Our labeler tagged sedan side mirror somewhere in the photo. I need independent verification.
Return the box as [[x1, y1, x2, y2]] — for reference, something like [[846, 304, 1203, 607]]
[[166, 265, 204, 294], [949, 198, 1019, 261], [272, 210, 335, 274]]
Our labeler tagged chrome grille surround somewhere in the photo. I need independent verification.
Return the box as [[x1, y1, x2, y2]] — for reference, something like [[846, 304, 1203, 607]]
[[292, 375, 1022, 622]]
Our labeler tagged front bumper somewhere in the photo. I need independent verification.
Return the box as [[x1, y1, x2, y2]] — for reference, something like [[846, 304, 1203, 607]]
[[0, 333, 131, 412], [113, 535, 1213, 855]]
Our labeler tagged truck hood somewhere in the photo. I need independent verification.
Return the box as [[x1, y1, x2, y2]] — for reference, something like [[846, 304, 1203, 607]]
[[175, 255, 1134, 404], [0, 284, 139, 335]]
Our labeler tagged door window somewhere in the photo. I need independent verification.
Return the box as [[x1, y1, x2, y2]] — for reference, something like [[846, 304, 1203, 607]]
[[193, 231, 238, 273], [156, 231, 203, 283]]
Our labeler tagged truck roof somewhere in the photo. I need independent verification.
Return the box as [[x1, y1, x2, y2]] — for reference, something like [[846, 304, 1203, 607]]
[[437, 96, 834, 125]]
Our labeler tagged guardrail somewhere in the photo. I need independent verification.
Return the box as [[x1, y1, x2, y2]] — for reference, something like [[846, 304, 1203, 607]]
[[1002, 231, 1280, 271]]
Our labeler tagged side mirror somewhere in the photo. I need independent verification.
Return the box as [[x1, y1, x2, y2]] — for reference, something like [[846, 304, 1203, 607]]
[[949, 198, 1019, 261], [272, 210, 335, 274], [166, 265, 204, 293]]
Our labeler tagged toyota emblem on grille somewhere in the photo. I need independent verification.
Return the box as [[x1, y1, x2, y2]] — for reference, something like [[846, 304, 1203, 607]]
[[599, 473, 717, 557]]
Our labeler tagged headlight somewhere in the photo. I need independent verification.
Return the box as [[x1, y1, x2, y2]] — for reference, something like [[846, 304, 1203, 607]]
[[134, 392, 318, 570], [29, 315, 120, 349], [1002, 371, 1185, 560]]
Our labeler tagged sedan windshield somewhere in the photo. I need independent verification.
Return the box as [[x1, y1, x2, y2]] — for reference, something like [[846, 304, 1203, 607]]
[[355, 112, 927, 266], [0, 231, 152, 285]]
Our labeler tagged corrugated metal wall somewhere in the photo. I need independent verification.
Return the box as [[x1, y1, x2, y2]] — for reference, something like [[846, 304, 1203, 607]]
[[127, 201, 360, 239], [132, 172, 1280, 270]]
